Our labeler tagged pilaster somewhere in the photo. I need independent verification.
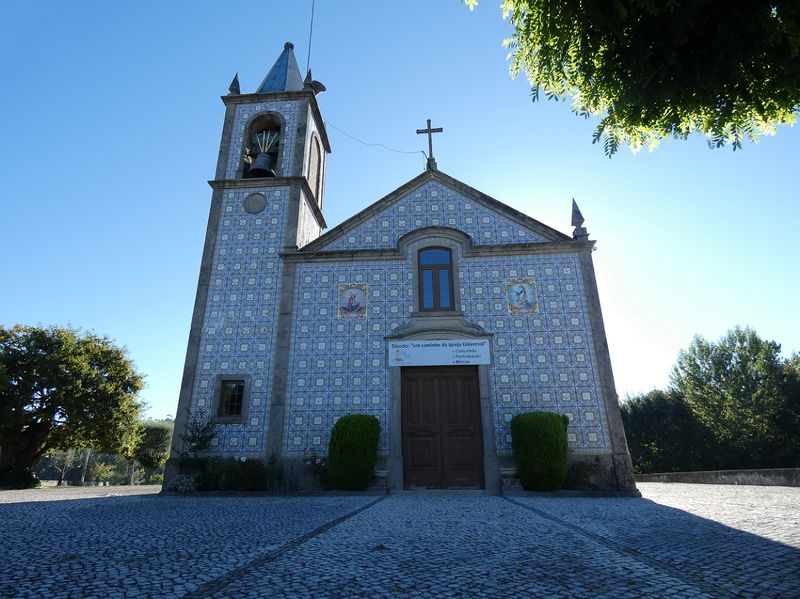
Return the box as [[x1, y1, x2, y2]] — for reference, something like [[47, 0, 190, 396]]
[[577, 248, 639, 493]]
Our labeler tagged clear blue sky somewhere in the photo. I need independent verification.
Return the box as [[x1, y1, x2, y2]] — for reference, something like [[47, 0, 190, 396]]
[[2, 1, 798, 419]]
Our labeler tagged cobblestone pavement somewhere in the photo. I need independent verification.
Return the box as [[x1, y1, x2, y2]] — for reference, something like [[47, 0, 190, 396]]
[[0, 483, 797, 598]]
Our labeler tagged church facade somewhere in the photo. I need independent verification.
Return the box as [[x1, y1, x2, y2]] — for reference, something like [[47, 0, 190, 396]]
[[167, 43, 638, 493]]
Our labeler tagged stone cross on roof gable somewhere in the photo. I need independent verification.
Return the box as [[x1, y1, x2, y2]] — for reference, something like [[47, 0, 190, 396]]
[[416, 118, 443, 171]]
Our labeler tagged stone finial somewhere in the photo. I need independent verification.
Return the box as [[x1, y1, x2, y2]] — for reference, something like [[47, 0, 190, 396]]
[[571, 198, 589, 240], [228, 73, 240, 95], [304, 69, 327, 96]]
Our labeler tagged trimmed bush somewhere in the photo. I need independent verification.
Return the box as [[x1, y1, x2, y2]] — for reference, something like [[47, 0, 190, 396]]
[[511, 412, 569, 491], [328, 414, 380, 490]]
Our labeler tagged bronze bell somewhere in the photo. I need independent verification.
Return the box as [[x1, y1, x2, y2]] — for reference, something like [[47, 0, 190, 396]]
[[248, 152, 276, 178]]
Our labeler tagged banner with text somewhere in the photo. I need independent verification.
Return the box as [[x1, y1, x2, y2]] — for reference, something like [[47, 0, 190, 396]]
[[388, 339, 491, 367]]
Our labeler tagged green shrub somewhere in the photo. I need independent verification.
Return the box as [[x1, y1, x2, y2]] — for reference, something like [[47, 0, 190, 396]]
[[164, 474, 198, 493], [201, 456, 233, 490], [176, 456, 278, 492], [228, 459, 269, 491], [0, 467, 40, 489], [187, 456, 268, 491], [328, 414, 380, 491], [511, 412, 569, 491]]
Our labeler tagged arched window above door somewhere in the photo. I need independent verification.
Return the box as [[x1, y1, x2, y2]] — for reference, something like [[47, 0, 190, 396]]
[[418, 247, 454, 311]]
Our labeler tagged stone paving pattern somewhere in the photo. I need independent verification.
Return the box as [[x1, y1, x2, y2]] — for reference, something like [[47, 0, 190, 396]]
[[0, 483, 797, 598]]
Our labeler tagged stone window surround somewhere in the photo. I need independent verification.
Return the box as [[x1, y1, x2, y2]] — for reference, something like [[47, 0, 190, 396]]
[[210, 374, 252, 425], [400, 228, 467, 315]]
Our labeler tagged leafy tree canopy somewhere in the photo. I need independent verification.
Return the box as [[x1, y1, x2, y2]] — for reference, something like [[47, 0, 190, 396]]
[[466, 1, 800, 155], [0, 325, 144, 481], [671, 326, 798, 468], [620, 389, 718, 473], [134, 420, 174, 471]]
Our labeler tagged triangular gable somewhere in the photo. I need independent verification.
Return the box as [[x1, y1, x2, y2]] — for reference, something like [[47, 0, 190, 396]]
[[303, 170, 571, 253]]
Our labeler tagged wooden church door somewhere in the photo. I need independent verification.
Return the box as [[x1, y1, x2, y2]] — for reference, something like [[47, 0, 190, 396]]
[[401, 366, 484, 489]]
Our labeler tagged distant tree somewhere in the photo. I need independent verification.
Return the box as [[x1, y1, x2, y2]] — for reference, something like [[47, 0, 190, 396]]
[[50, 449, 81, 486], [778, 354, 800, 465], [118, 422, 143, 486], [671, 327, 797, 468], [621, 390, 718, 473], [88, 461, 116, 484], [134, 420, 174, 483], [465, 1, 800, 155], [35, 448, 82, 484], [0, 325, 144, 487]]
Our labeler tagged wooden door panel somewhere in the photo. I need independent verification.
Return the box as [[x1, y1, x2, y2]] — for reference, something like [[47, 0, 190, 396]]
[[402, 369, 442, 489], [402, 366, 483, 490]]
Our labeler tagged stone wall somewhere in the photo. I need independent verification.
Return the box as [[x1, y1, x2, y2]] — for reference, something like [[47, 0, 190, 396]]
[[635, 468, 800, 487]]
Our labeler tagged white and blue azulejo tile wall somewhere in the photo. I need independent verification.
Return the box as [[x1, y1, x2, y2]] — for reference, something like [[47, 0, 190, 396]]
[[459, 254, 610, 454], [285, 260, 410, 455], [189, 187, 287, 457], [283, 250, 610, 458], [318, 181, 550, 251]]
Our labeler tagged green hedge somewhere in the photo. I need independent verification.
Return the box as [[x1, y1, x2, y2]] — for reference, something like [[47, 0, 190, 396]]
[[179, 456, 280, 491], [510, 412, 569, 491], [328, 414, 380, 490]]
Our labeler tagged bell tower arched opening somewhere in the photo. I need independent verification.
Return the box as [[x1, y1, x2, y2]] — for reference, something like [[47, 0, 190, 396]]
[[243, 113, 282, 178]]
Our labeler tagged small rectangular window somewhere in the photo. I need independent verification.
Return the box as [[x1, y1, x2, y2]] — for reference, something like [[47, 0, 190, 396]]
[[219, 380, 245, 417]]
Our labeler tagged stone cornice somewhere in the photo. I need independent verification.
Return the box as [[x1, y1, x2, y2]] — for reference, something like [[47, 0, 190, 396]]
[[281, 238, 593, 262], [208, 177, 327, 229], [221, 91, 312, 105]]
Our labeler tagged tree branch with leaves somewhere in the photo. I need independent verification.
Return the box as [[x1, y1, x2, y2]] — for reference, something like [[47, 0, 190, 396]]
[[466, 1, 800, 155]]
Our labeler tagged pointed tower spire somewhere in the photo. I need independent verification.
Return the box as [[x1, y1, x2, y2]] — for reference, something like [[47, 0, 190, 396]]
[[571, 198, 589, 240], [257, 42, 304, 94]]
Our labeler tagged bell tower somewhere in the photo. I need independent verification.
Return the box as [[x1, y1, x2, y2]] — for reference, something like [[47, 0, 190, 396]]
[[213, 41, 330, 248], [166, 43, 330, 474]]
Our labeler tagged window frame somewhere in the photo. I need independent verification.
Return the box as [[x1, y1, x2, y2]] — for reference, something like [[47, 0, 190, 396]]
[[211, 375, 250, 424], [417, 246, 455, 312]]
